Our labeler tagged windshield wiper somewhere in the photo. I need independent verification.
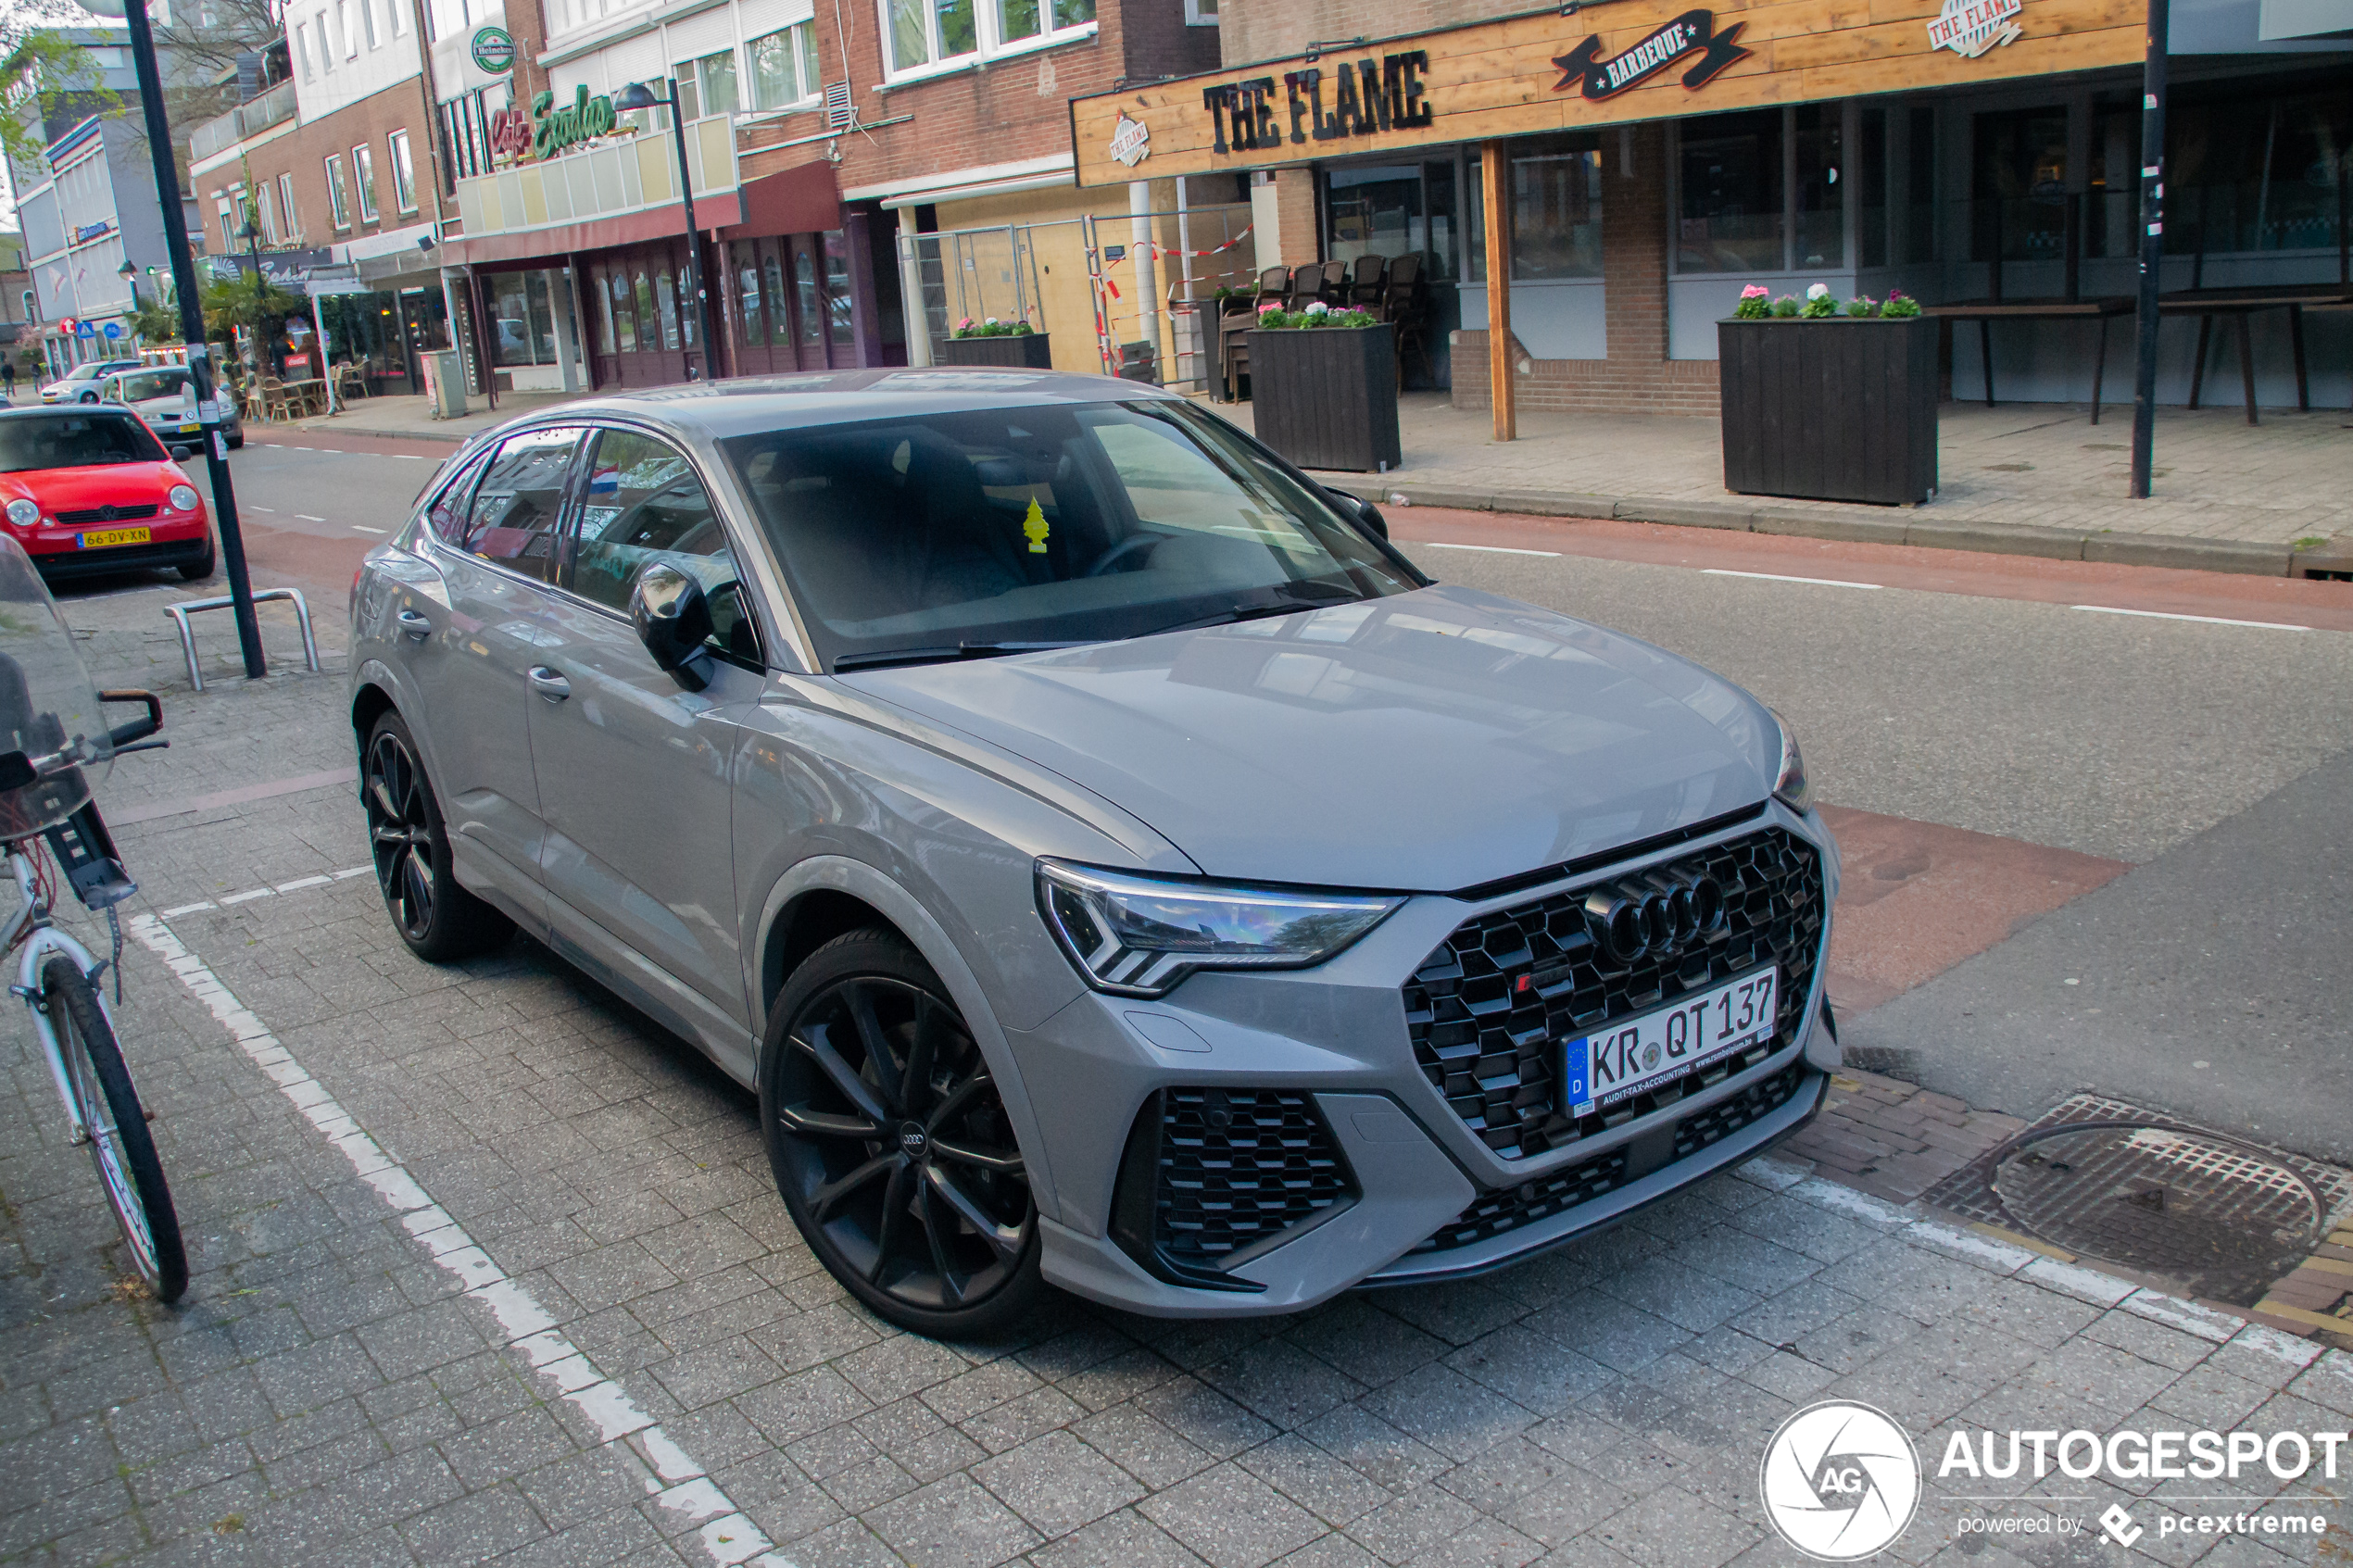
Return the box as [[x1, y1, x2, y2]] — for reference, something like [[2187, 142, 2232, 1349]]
[[830, 641, 1088, 673]]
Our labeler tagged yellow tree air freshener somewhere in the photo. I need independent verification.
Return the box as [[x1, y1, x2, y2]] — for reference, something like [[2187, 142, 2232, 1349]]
[[1023, 496, 1050, 554]]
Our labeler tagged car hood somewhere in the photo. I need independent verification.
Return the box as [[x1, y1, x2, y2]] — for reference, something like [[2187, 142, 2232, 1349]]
[[128, 395, 198, 419], [0, 462, 182, 509], [839, 583, 1780, 891]]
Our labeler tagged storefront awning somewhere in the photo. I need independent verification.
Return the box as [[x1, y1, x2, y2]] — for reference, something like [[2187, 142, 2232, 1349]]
[[716, 158, 841, 241]]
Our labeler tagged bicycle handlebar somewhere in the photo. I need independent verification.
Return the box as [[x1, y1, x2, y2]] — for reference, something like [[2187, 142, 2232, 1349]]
[[98, 691, 161, 748]]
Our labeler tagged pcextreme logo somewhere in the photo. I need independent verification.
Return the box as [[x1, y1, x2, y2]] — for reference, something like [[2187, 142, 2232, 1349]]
[[1759, 1400, 1922, 1561]]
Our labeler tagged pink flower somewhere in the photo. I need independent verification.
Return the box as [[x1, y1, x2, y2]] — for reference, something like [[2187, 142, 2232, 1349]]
[[1258, 300, 1280, 314], [1886, 289, 1908, 301], [1740, 284, 1769, 299]]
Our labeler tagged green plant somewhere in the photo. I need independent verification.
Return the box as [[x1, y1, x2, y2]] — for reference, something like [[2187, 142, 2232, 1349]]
[[1801, 293, 1838, 319], [2292, 536, 2329, 552], [1769, 295, 1800, 319], [1253, 304, 1378, 330], [1844, 296, 1876, 318], [950, 317, 1034, 337], [1881, 291, 1921, 319]]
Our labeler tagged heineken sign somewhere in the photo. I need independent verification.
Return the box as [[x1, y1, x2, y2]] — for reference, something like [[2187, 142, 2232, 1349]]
[[470, 25, 515, 73], [533, 83, 619, 157]]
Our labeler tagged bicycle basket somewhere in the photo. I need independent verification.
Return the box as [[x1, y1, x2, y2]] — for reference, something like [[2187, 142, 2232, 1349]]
[[0, 533, 109, 840]]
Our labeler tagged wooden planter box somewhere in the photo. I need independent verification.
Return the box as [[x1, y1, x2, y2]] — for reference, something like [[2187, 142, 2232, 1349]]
[[1718, 317, 1938, 506], [934, 332, 1054, 370], [1247, 324, 1402, 472]]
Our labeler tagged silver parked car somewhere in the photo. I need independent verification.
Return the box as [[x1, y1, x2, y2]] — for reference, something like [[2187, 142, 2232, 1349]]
[[348, 370, 1839, 1336], [98, 365, 244, 454]]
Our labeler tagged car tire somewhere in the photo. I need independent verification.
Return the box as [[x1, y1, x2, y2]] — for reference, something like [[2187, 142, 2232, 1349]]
[[179, 533, 217, 582], [761, 929, 1044, 1339], [77, 391, 96, 404], [361, 710, 514, 963]]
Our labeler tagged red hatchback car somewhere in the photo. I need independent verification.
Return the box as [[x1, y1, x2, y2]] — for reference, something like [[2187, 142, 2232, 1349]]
[[0, 408, 216, 583]]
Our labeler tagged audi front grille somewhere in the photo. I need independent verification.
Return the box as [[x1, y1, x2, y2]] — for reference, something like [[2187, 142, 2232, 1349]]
[[1403, 825, 1826, 1160]]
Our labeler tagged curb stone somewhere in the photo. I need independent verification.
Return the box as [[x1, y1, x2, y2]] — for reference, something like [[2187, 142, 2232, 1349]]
[[1327, 475, 2343, 579]]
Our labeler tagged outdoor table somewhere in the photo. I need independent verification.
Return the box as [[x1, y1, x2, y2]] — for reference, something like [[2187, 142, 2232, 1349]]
[[2158, 285, 2353, 425], [1923, 298, 2133, 423], [280, 378, 330, 418]]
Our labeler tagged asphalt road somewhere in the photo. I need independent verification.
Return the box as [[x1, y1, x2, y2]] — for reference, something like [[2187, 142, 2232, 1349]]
[[45, 441, 2353, 1159]]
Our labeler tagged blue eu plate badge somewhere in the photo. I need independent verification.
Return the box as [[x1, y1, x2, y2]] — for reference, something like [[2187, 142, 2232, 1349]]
[[1561, 1036, 1596, 1118]]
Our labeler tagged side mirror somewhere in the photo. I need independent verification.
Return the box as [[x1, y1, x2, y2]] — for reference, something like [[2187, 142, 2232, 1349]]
[[1321, 485, 1389, 542], [629, 561, 712, 691]]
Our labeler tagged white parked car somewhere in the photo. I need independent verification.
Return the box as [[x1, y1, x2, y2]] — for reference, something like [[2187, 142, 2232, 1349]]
[[98, 366, 244, 454], [40, 359, 144, 405]]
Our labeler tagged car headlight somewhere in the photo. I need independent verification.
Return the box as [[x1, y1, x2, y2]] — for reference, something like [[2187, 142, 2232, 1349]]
[[1037, 859, 1403, 997], [1771, 710, 1812, 814], [4, 499, 37, 528], [169, 484, 201, 513]]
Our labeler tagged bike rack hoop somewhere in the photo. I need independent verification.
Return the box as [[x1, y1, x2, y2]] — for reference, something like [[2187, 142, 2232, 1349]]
[[165, 590, 321, 692]]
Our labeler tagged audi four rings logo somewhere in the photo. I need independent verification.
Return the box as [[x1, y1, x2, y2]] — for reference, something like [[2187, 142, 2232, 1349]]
[[1583, 874, 1726, 962]]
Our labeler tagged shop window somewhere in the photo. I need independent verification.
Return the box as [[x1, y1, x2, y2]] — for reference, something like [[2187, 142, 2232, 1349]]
[[736, 245, 765, 345], [1793, 105, 1843, 270], [794, 247, 821, 348], [634, 272, 658, 348], [1857, 107, 1887, 270], [883, 0, 1089, 79], [655, 270, 681, 350], [1906, 107, 1938, 264], [325, 155, 351, 231], [1677, 109, 1782, 273], [823, 231, 854, 348], [2163, 82, 2351, 258], [610, 274, 636, 352], [1972, 107, 2068, 264], [748, 22, 819, 109], [1326, 159, 1459, 282], [352, 144, 379, 223], [766, 250, 791, 345], [389, 130, 417, 214], [1466, 134, 1603, 282]]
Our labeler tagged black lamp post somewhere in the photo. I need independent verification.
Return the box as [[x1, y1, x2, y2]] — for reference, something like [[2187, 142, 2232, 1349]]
[[71, 0, 267, 677], [611, 79, 719, 380], [116, 257, 137, 307]]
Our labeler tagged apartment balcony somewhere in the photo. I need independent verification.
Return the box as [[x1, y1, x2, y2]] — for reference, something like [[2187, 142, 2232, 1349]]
[[189, 79, 299, 167], [455, 116, 738, 244]]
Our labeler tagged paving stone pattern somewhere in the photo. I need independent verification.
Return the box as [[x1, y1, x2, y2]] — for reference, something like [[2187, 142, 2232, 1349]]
[[3, 598, 2350, 1568]]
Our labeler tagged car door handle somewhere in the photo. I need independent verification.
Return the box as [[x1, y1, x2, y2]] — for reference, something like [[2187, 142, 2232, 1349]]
[[396, 608, 432, 639], [527, 667, 571, 701]]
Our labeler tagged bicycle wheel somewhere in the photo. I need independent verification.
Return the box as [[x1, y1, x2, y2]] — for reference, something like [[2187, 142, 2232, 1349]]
[[44, 956, 188, 1303]]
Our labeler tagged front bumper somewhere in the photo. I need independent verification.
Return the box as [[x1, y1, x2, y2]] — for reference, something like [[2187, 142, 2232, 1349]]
[[30, 527, 211, 579], [1015, 801, 1841, 1318]]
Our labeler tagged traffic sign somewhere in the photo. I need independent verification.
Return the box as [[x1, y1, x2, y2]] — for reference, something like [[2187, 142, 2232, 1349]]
[[73, 320, 94, 338], [102, 321, 122, 339]]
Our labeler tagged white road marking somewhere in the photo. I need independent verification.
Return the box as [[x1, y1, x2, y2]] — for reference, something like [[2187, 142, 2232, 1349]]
[[274, 874, 333, 893], [351, 526, 387, 534], [1414, 541, 1562, 558], [127, 915, 793, 1568], [155, 865, 372, 920], [393, 454, 425, 459], [296, 515, 327, 522], [218, 887, 274, 905], [1703, 568, 1884, 590], [2071, 604, 2309, 632], [249, 507, 275, 513]]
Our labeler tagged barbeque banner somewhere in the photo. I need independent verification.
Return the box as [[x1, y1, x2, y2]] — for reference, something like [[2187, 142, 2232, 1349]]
[[1067, 0, 2146, 187]]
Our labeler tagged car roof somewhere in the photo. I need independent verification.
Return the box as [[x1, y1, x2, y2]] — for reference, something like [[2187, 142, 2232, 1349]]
[[487, 367, 1186, 446]]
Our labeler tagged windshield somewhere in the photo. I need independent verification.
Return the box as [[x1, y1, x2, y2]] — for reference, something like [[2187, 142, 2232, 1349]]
[[0, 533, 108, 838], [721, 400, 1418, 671], [0, 412, 170, 473], [116, 369, 191, 403]]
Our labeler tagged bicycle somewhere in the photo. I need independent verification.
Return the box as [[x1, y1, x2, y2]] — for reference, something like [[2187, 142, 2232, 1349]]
[[0, 534, 182, 1301]]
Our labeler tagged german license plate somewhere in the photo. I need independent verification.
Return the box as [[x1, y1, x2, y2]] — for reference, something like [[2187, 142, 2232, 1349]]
[[1562, 968, 1780, 1114], [78, 527, 151, 549], [179, 421, 201, 433]]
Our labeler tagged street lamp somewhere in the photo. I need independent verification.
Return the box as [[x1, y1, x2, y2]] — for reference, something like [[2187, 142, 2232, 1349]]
[[116, 257, 136, 307], [611, 79, 719, 380]]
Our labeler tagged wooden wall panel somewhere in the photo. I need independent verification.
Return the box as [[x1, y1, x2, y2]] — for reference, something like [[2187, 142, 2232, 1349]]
[[1068, 0, 2145, 187]]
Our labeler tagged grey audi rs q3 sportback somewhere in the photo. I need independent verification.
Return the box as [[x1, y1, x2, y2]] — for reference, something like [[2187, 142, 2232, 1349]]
[[349, 369, 1839, 1337]]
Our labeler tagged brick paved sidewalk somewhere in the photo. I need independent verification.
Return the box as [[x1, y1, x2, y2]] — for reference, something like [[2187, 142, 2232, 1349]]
[[4, 596, 2350, 1568], [1216, 394, 2353, 573]]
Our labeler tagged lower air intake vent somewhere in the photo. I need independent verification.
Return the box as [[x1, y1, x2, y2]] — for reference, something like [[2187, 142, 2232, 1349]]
[[1110, 1087, 1358, 1291]]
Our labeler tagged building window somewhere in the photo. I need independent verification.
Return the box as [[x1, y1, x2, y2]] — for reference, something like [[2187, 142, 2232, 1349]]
[[884, 0, 1088, 77], [390, 0, 407, 35], [389, 129, 417, 212], [1182, 0, 1214, 23], [316, 8, 332, 69], [747, 22, 819, 110], [279, 172, 299, 238], [361, 0, 379, 47], [326, 154, 351, 230], [295, 21, 313, 77], [258, 181, 280, 244], [1466, 134, 1604, 282], [674, 48, 738, 121], [353, 144, 379, 222], [1675, 109, 1785, 274], [217, 198, 236, 252], [340, 0, 357, 56]]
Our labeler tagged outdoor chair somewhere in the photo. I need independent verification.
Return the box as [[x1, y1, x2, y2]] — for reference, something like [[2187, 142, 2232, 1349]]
[[1349, 256, 1390, 311]]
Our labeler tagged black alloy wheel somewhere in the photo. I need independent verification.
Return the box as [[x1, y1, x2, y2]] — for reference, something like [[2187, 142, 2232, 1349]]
[[762, 930, 1041, 1336], [362, 711, 513, 962]]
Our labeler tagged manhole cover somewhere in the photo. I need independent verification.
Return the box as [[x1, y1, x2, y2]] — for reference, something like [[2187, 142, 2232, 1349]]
[[1991, 1122, 2325, 1303], [1922, 1095, 2353, 1308]]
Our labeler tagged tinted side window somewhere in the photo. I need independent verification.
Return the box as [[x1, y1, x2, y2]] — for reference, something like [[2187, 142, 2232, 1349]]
[[424, 452, 490, 544], [458, 425, 583, 583], [567, 428, 759, 664]]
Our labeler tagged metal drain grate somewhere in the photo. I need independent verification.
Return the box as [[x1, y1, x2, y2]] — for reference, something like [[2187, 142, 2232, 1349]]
[[1922, 1095, 2353, 1307]]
